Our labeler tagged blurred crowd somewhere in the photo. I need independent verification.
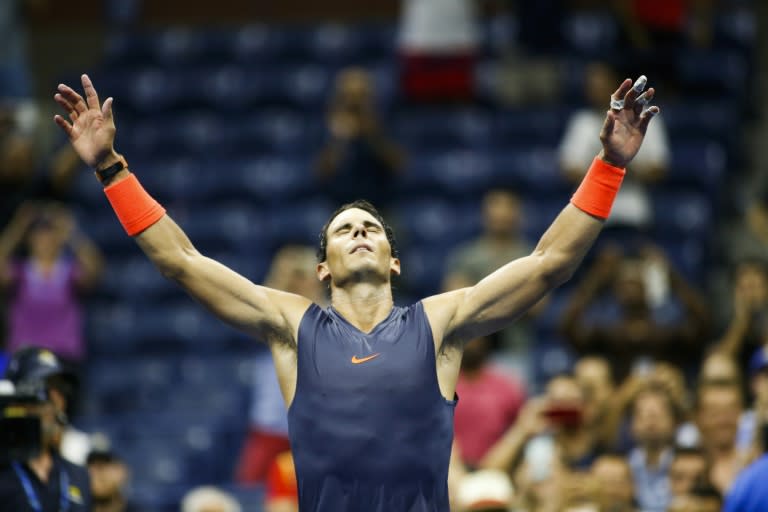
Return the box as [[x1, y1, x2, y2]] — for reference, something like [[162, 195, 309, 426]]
[[1, 0, 767, 511]]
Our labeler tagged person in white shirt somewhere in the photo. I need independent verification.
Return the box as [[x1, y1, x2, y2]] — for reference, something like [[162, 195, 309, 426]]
[[559, 61, 669, 228]]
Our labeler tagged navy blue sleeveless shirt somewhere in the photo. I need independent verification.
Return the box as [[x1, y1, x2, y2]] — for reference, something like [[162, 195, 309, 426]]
[[288, 302, 456, 512]]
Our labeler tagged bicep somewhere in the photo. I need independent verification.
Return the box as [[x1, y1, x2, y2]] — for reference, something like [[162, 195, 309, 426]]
[[175, 253, 311, 343], [436, 254, 551, 345]]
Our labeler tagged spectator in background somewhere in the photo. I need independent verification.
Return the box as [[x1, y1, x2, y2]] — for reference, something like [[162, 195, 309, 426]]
[[559, 61, 669, 229], [0, 0, 46, 225], [574, 356, 622, 451], [0, 97, 36, 227], [444, 189, 541, 384], [668, 446, 708, 501], [87, 442, 138, 512], [1, 347, 91, 511], [264, 451, 298, 512], [315, 68, 404, 208], [453, 334, 526, 468], [236, 246, 324, 485], [695, 382, 747, 494], [483, 374, 605, 476], [590, 454, 637, 512], [455, 469, 514, 512], [626, 384, 680, 511], [398, 0, 479, 102], [560, 245, 709, 382], [0, 202, 103, 367], [724, 454, 768, 512], [712, 259, 768, 373], [724, 188, 768, 266], [747, 346, 768, 452], [181, 487, 241, 512]]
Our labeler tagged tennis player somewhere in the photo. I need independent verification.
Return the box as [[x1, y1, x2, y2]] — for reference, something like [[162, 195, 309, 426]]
[[54, 73, 658, 511]]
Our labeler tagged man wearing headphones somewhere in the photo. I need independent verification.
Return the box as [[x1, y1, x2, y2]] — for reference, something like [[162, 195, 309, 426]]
[[0, 347, 91, 511]]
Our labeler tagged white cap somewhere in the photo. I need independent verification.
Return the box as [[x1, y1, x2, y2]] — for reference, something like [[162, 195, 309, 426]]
[[457, 469, 514, 511], [0, 380, 16, 395]]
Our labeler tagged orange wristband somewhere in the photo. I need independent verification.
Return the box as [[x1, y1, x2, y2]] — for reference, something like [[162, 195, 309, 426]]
[[104, 174, 166, 236], [570, 157, 626, 219]]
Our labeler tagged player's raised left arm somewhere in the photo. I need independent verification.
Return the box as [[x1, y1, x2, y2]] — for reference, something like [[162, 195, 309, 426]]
[[424, 76, 659, 346]]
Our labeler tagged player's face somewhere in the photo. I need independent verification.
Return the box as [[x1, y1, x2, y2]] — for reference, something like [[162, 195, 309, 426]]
[[318, 208, 400, 285]]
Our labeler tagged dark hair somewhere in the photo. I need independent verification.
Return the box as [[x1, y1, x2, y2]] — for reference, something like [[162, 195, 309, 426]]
[[316, 199, 398, 262]]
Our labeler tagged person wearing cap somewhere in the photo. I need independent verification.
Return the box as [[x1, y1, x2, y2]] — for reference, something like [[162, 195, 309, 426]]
[[87, 441, 138, 512], [0, 347, 91, 511], [455, 469, 513, 512]]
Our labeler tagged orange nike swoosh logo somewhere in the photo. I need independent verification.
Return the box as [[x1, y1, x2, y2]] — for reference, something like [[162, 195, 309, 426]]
[[351, 353, 380, 364]]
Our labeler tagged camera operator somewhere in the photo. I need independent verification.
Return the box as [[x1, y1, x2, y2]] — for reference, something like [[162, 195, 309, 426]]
[[0, 347, 90, 511]]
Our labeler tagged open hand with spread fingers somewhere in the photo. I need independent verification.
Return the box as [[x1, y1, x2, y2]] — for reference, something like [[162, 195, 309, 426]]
[[53, 74, 120, 170], [600, 75, 660, 169]]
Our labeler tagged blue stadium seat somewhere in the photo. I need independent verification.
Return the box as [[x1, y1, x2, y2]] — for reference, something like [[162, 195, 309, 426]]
[[521, 198, 567, 240], [395, 109, 494, 150], [267, 199, 335, 246], [103, 32, 156, 67], [86, 303, 142, 355], [174, 202, 267, 251], [401, 150, 493, 196], [391, 198, 460, 245], [561, 12, 619, 57], [490, 147, 566, 196], [713, 7, 757, 52], [662, 102, 738, 141], [677, 50, 748, 97], [307, 24, 365, 65], [493, 108, 570, 146], [153, 28, 231, 66], [238, 111, 322, 155], [667, 140, 726, 192], [651, 191, 712, 238], [234, 156, 316, 202], [99, 256, 175, 302], [399, 244, 452, 296]]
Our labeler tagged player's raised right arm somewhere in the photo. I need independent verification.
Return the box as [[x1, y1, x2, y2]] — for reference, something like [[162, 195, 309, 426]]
[[54, 75, 311, 344]]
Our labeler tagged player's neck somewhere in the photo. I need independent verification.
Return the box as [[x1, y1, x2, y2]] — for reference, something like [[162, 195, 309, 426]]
[[331, 284, 393, 333]]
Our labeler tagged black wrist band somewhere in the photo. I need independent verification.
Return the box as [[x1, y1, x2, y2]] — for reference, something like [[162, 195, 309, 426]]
[[95, 157, 127, 186]]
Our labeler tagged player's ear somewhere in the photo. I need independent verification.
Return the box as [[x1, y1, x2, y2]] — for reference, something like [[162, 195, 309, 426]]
[[317, 262, 331, 282], [390, 257, 401, 277]]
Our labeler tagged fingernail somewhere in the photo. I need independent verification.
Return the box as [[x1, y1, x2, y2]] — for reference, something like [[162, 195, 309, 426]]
[[633, 75, 647, 93]]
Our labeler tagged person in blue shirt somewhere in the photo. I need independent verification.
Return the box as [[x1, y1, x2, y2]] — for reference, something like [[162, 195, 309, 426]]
[[724, 453, 768, 512], [53, 73, 659, 511]]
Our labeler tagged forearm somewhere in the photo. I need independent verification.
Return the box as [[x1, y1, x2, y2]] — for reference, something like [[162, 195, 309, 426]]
[[671, 272, 710, 325], [0, 217, 30, 262], [70, 233, 104, 286], [532, 204, 604, 288], [711, 314, 750, 358], [134, 215, 197, 279], [478, 425, 531, 472]]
